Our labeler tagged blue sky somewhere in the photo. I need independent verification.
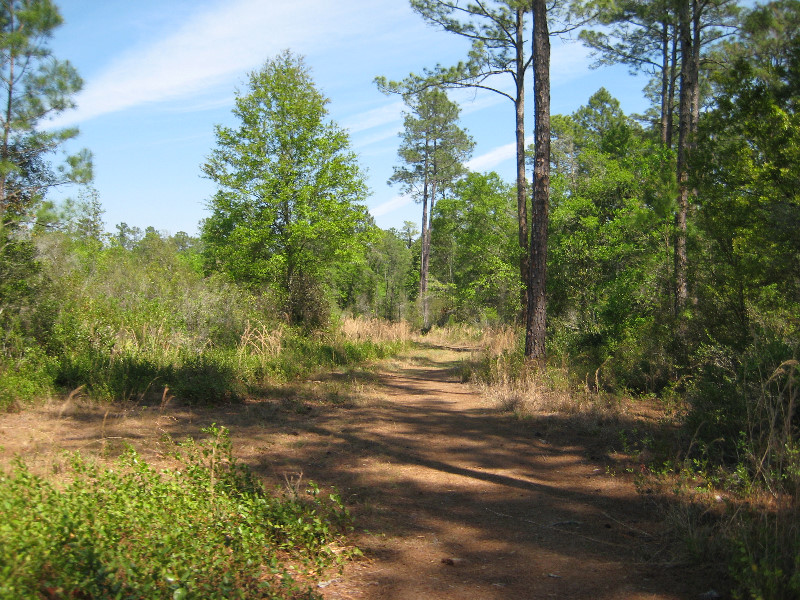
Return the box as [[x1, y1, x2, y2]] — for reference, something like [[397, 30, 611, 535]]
[[48, 0, 652, 236]]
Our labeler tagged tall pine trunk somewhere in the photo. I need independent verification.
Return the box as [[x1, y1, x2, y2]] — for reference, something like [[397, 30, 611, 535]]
[[675, 0, 700, 322], [667, 29, 678, 150], [0, 5, 16, 217], [525, 0, 550, 361], [660, 21, 670, 147], [514, 6, 530, 323], [420, 172, 430, 330]]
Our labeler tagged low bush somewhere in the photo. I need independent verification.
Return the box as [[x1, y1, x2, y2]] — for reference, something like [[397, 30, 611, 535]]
[[648, 348, 799, 599], [0, 345, 59, 411], [0, 425, 354, 599]]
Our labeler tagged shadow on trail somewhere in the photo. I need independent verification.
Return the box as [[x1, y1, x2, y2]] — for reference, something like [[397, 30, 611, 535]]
[[231, 357, 707, 599]]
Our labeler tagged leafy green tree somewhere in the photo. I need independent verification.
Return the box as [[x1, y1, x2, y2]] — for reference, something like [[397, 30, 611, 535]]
[[113, 222, 142, 251], [381, 1, 590, 326], [673, 0, 739, 323], [579, 0, 739, 329], [431, 172, 519, 322], [573, 87, 632, 156], [550, 113, 581, 187], [580, 0, 680, 147], [399, 220, 419, 249], [201, 51, 372, 328], [370, 228, 414, 321], [547, 91, 677, 389], [544, 88, 634, 181], [0, 0, 90, 377], [33, 186, 105, 245], [693, 0, 800, 348], [0, 0, 91, 223], [387, 87, 473, 329], [380, 0, 534, 317]]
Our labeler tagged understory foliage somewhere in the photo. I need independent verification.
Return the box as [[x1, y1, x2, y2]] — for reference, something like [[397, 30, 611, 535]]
[[0, 425, 352, 599], [0, 223, 409, 410]]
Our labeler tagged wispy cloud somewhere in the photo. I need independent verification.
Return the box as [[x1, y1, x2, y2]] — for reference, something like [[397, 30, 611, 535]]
[[370, 194, 412, 217], [162, 94, 236, 114], [49, 0, 374, 127], [467, 135, 533, 172], [342, 101, 404, 134], [352, 126, 403, 151], [467, 143, 516, 171], [551, 40, 593, 85]]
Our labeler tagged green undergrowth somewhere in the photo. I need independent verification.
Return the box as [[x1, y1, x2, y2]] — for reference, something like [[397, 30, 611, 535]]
[[1, 329, 407, 410], [630, 357, 800, 599], [0, 228, 410, 410], [0, 425, 356, 599]]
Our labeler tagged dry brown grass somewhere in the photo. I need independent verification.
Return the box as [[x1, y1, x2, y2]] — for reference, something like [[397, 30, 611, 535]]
[[462, 341, 631, 437], [421, 323, 518, 354], [477, 363, 625, 423], [339, 316, 414, 344], [238, 321, 285, 359]]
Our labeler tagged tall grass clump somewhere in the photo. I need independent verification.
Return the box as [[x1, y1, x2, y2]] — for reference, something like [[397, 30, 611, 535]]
[[719, 358, 798, 599], [456, 327, 622, 426], [0, 425, 354, 599], [339, 316, 413, 346], [421, 322, 517, 354]]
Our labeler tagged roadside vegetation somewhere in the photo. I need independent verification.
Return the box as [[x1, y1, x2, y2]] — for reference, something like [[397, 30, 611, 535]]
[[464, 336, 799, 599], [0, 425, 354, 599], [0, 222, 410, 412]]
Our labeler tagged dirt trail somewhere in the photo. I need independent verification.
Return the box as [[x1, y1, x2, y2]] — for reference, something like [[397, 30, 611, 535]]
[[300, 347, 699, 600], [0, 345, 709, 599]]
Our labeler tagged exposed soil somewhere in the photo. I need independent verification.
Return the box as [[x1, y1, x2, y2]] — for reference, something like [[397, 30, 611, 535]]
[[0, 345, 716, 599]]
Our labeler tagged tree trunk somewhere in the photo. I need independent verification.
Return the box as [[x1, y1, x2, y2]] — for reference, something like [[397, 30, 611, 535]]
[[660, 21, 670, 147], [666, 28, 678, 149], [514, 6, 529, 323], [690, 0, 701, 129], [0, 5, 16, 218], [675, 0, 694, 318], [420, 175, 430, 330], [525, 0, 550, 362]]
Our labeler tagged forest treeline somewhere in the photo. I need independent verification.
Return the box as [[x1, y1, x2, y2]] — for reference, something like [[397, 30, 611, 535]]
[[0, 0, 798, 596]]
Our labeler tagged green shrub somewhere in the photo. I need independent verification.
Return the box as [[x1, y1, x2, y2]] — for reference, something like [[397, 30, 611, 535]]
[[0, 229, 410, 408], [0, 346, 59, 411], [0, 425, 353, 599], [685, 334, 798, 464], [170, 349, 242, 403], [729, 504, 800, 600], [672, 335, 799, 599]]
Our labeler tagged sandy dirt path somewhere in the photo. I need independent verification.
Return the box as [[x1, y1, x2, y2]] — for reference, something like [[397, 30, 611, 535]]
[[260, 347, 703, 600], [0, 345, 709, 599]]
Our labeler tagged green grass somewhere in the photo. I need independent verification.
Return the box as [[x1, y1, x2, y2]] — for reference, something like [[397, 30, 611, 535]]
[[27, 328, 408, 406], [0, 426, 355, 599]]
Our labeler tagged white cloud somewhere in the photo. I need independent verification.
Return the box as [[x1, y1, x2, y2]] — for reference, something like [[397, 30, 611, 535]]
[[49, 0, 374, 127], [467, 135, 533, 172], [162, 94, 236, 114], [352, 126, 403, 151], [467, 143, 515, 171], [342, 101, 404, 134], [551, 40, 593, 85], [370, 194, 412, 217]]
